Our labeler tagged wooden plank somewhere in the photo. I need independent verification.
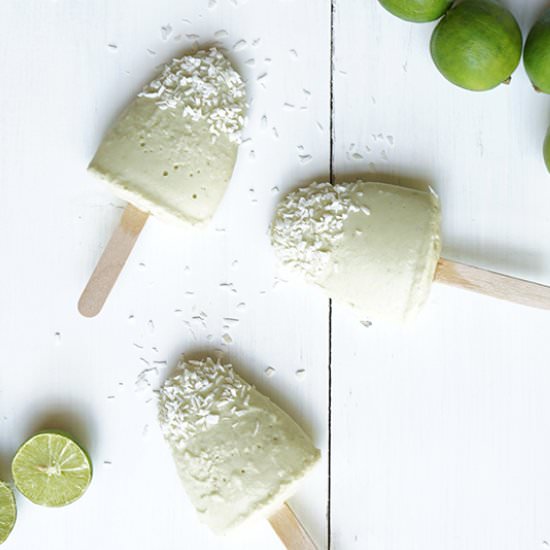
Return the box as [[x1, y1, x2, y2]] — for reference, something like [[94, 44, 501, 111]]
[[331, 1, 550, 549], [0, 1, 331, 549]]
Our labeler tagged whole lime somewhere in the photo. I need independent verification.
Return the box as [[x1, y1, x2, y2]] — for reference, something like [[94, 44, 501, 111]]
[[544, 128, 550, 173], [430, 0, 522, 91], [379, 0, 452, 22], [524, 9, 550, 93]]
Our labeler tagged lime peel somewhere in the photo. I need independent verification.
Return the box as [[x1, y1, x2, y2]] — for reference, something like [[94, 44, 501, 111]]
[[524, 9, 550, 94], [379, 0, 452, 23]]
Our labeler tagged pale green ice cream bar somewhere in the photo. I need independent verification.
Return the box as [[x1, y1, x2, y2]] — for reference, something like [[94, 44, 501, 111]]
[[271, 181, 441, 324], [158, 357, 320, 535], [89, 48, 246, 226]]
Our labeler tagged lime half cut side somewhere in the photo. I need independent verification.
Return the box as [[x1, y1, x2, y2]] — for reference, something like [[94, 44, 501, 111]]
[[12, 432, 92, 507], [0, 482, 16, 543]]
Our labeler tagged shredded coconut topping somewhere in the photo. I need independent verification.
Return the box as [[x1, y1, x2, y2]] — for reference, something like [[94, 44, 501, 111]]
[[140, 48, 246, 143], [271, 181, 357, 280], [158, 357, 252, 449]]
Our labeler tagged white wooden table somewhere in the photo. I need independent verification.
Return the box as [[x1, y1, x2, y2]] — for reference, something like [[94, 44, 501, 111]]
[[0, 1, 549, 549]]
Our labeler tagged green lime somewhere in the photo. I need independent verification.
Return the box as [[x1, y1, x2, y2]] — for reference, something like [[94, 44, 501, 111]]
[[0, 482, 16, 544], [430, 0, 522, 91], [379, 0, 452, 22], [544, 128, 550, 173], [524, 9, 550, 94], [12, 432, 92, 507]]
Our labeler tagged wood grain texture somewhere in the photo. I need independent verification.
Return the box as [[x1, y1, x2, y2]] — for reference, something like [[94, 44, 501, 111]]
[[78, 204, 148, 317], [331, 1, 550, 550], [0, 1, 331, 549], [436, 258, 550, 310], [269, 504, 318, 550], [6, 1, 550, 549]]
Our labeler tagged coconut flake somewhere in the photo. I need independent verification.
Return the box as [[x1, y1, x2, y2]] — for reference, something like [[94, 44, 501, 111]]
[[139, 48, 246, 144], [271, 181, 361, 280], [158, 357, 253, 446]]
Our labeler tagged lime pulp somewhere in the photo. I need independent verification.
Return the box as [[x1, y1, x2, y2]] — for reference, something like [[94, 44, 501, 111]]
[[12, 432, 92, 507], [0, 482, 16, 544]]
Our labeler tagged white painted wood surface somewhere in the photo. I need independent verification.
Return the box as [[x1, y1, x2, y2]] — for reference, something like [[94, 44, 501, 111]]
[[2, 1, 550, 549], [331, 1, 550, 549], [0, 1, 329, 548]]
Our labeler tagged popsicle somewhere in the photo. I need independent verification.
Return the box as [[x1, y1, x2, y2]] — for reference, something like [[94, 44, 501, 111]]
[[158, 356, 320, 547], [79, 48, 246, 317], [271, 180, 550, 323]]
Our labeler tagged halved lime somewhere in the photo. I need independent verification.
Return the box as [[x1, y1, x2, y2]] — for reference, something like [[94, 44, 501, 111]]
[[12, 432, 92, 507], [0, 482, 16, 544]]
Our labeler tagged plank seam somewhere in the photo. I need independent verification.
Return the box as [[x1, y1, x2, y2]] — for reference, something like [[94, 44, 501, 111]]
[[327, 0, 335, 547]]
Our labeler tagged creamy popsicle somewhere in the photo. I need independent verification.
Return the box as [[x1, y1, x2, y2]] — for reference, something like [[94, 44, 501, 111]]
[[272, 180, 550, 320], [80, 48, 246, 317], [271, 180, 441, 323], [89, 47, 246, 226], [158, 356, 320, 535]]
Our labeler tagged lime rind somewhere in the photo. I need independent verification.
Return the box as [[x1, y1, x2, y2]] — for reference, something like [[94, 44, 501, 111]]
[[0, 482, 16, 544], [379, 0, 452, 22], [12, 432, 92, 507]]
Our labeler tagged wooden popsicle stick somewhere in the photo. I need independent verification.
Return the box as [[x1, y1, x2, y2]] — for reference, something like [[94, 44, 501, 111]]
[[268, 503, 317, 550], [78, 204, 149, 317], [435, 258, 550, 310]]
